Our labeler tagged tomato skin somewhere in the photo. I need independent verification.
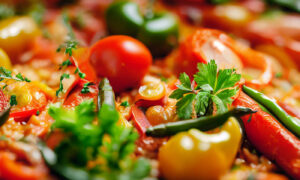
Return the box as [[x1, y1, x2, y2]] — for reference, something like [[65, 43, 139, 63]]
[[89, 35, 152, 93]]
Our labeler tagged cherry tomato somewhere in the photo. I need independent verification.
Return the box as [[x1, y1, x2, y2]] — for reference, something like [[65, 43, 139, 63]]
[[89, 35, 152, 92]]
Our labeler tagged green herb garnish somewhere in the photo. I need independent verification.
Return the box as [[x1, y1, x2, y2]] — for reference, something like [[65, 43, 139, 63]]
[[10, 95, 17, 106], [47, 100, 150, 179], [170, 60, 241, 120], [0, 67, 31, 82], [120, 101, 130, 107], [81, 82, 94, 94], [56, 73, 70, 96]]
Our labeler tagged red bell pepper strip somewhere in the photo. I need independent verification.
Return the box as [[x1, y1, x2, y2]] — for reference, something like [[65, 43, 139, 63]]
[[131, 105, 151, 135], [233, 92, 300, 179]]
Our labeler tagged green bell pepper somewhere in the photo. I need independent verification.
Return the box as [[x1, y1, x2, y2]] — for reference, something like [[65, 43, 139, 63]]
[[138, 12, 179, 57], [105, 1, 144, 36]]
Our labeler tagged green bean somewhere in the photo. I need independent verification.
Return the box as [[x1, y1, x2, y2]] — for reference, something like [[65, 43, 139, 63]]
[[98, 78, 115, 111], [146, 106, 256, 137], [243, 85, 300, 137]]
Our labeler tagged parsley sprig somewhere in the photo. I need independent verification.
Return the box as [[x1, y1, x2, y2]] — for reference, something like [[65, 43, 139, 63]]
[[170, 60, 241, 120], [46, 100, 150, 179]]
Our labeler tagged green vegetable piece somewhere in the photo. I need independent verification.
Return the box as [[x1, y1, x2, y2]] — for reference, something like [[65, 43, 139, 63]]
[[146, 106, 256, 137], [138, 12, 179, 57], [0, 106, 10, 127], [243, 85, 300, 137], [266, 0, 300, 13], [106, 1, 144, 36], [98, 78, 115, 111]]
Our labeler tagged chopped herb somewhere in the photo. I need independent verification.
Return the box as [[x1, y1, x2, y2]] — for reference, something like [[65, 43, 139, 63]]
[[275, 72, 282, 78], [56, 73, 70, 96], [160, 75, 168, 82], [36, 110, 40, 115], [59, 59, 72, 69], [10, 95, 17, 106], [0, 67, 31, 82], [46, 100, 150, 179], [81, 82, 94, 94], [120, 101, 130, 107], [16, 73, 31, 82], [170, 60, 241, 119], [247, 113, 253, 122], [2, 84, 7, 90], [75, 68, 86, 79]]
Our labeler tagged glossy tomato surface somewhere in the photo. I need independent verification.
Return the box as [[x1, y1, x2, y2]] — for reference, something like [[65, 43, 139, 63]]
[[89, 35, 152, 92]]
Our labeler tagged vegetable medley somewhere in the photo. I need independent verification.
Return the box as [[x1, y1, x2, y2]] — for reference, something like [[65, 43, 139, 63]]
[[0, 0, 299, 180]]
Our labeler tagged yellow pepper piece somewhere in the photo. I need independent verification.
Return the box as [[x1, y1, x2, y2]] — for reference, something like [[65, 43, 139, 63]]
[[31, 81, 55, 99], [0, 16, 40, 58], [159, 117, 242, 180], [0, 48, 12, 70]]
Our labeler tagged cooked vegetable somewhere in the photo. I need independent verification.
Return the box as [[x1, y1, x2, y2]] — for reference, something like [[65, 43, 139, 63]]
[[0, 48, 12, 70], [138, 82, 166, 101], [0, 89, 10, 126], [170, 60, 241, 119], [131, 104, 151, 134], [243, 85, 300, 137], [0, 151, 47, 180], [146, 106, 256, 137], [89, 35, 152, 92], [138, 12, 179, 57], [233, 92, 300, 179], [159, 117, 242, 180], [106, 1, 144, 36], [98, 78, 115, 110], [0, 16, 40, 59]]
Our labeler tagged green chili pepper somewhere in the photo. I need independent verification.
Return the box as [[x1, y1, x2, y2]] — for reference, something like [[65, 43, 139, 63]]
[[146, 106, 256, 137], [243, 85, 300, 137], [105, 1, 144, 36], [98, 78, 115, 111], [138, 12, 179, 57], [0, 106, 10, 127]]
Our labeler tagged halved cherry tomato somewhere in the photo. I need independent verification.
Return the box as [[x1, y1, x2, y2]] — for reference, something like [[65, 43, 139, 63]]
[[0, 151, 47, 180], [89, 35, 152, 93], [138, 82, 166, 101]]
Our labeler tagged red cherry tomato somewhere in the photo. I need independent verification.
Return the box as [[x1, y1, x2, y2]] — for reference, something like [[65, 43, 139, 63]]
[[89, 35, 152, 92]]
